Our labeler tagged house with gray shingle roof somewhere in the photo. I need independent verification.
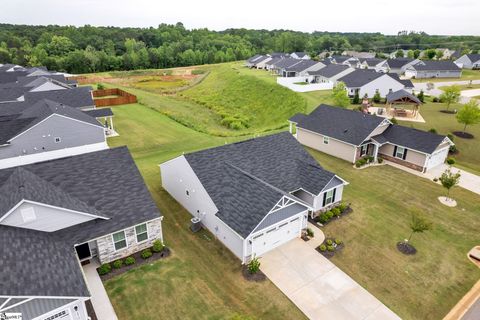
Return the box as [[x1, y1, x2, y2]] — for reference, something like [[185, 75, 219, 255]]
[[289, 104, 453, 172], [405, 60, 462, 79], [307, 64, 355, 84], [281, 59, 326, 77], [160, 132, 347, 263], [358, 58, 388, 72], [0, 99, 109, 169], [386, 58, 421, 74], [290, 52, 310, 60], [0, 147, 164, 320], [454, 54, 480, 70]]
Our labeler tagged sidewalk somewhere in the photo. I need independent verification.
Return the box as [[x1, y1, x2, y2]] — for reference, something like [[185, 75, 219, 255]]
[[444, 280, 480, 320], [83, 261, 118, 320]]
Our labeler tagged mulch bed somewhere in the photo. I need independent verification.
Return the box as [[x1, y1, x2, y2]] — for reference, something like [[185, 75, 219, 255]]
[[452, 131, 474, 139], [99, 247, 171, 281], [396, 242, 417, 255], [85, 299, 98, 320], [316, 237, 345, 259], [242, 265, 266, 282], [309, 206, 353, 227], [440, 110, 457, 114]]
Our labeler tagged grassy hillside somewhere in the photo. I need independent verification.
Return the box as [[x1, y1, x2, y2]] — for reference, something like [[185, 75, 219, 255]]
[[180, 63, 306, 132]]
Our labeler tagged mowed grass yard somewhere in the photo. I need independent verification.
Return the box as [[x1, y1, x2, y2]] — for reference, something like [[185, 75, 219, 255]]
[[412, 69, 480, 83], [104, 104, 306, 320], [309, 150, 480, 320]]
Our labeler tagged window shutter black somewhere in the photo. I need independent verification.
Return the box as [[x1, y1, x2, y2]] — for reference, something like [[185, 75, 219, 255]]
[[332, 188, 337, 203], [403, 149, 408, 160], [393, 146, 397, 157], [322, 192, 327, 207]]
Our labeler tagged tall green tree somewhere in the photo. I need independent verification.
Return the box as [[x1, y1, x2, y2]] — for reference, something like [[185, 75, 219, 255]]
[[439, 168, 461, 200], [439, 85, 461, 111], [331, 82, 350, 108], [456, 100, 480, 133]]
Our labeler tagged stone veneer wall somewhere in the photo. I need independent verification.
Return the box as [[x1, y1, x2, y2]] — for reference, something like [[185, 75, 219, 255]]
[[380, 153, 424, 172], [96, 218, 163, 264]]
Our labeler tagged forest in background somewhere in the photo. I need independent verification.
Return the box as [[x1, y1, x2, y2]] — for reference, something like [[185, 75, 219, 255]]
[[0, 23, 479, 73]]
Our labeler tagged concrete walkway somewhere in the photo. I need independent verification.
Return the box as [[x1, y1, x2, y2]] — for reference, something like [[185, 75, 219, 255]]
[[260, 229, 400, 320], [413, 80, 480, 103], [386, 161, 480, 196], [83, 261, 118, 320]]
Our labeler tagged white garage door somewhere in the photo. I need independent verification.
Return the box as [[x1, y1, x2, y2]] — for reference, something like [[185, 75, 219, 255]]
[[251, 215, 302, 257], [427, 148, 449, 170]]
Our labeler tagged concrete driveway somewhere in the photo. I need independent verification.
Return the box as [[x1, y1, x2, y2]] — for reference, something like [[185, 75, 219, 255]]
[[423, 164, 480, 196], [260, 238, 400, 320]]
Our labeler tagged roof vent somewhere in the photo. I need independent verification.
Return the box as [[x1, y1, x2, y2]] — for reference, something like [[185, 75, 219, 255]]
[[343, 129, 348, 133]]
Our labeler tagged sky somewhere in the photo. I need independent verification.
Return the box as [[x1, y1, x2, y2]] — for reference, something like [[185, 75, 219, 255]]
[[1, 0, 479, 36]]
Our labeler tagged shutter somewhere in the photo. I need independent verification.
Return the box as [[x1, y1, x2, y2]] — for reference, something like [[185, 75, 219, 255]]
[[332, 188, 337, 203], [403, 149, 408, 160], [366, 144, 370, 155], [393, 145, 397, 157], [322, 192, 327, 207]]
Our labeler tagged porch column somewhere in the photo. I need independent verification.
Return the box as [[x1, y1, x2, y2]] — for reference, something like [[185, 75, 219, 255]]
[[289, 122, 293, 134], [374, 144, 379, 162], [110, 117, 114, 131]]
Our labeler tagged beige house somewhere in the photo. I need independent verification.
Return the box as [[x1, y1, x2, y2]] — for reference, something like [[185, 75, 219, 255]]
[[289, 105, 453, 172]]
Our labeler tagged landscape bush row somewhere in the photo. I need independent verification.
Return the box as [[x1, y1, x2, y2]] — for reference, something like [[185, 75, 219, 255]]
[[314, 202, 349, 224]]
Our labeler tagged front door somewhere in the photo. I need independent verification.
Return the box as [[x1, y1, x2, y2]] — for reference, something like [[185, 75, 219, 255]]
[[75, 242, 91, 261]]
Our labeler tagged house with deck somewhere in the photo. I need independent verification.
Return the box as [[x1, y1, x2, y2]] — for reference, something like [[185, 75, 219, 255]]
[[0, 147, 164, 320], [160, 133, 347, 263], [289, 104, 453, 172]]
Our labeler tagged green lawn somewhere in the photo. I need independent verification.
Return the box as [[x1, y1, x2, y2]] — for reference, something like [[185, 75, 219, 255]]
[[438, 83, 480, 91], [309, 150, 480, 320], [412, 69, 480, 83], [104, 104, 305, 320], [397, 98, 480, 174]]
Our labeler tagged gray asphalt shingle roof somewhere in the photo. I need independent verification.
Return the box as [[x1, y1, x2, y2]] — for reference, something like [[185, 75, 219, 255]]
[[387, 58, 415, 69], [374, 124, 447, 154], [307, 64, 350, 77], [294, 104, 384, 145], [83, 108, 114, 118], [410, 60, 461, 71], [466, 54, 480, 63], [337, 69, 385, 87], [386, 89, 422, 104], [184, 132, 338, 237], [284, 59, 319, 72], [24, 86, 94, 109]]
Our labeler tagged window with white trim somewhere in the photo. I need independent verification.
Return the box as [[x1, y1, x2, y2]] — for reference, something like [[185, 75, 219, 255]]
[[395, 146, 406, 159], [112, 231, 127, 251], [325, 189, 335, 205], [135, 223, 148, 243], [323, 136, 329, 145]]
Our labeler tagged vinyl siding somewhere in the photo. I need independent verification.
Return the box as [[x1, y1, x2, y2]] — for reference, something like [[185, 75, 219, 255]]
[[379, 143, 427, 166], [296, 128, 356, 162]]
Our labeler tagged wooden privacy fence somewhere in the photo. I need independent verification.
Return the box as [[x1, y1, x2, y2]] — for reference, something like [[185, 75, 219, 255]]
[[93, 88, 137, 107]]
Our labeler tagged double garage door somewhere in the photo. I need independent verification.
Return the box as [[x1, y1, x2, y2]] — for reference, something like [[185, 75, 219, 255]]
[[426, 148, 449, 170], [251, 215, 302, 257]]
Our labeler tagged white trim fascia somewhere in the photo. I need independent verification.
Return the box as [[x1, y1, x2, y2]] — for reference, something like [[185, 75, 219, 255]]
[[7, 113, 103, 143], [248, 209, 309, 240], [31, 299, 83, 320], [0, 298, 33, 312], [0, 199, 109, 224], [0, 295, 89, 300], [381, 142, 431, 156], [0, 298, 12, 309]]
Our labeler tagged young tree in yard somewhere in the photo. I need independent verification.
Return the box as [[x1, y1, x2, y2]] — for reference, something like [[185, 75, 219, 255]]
[[456, 100, 480, 134], [417, 90, 425, 103], [439, 85, 461, 111], [331, 82, 350, 108], [407, 50, 414, 59], [439, 168, 461, 200], [425, 49, 437, 60], [435, 50, 444, 60], [407, 212, 432, 243], [413, 49, 421, 59], [395, 49, 404, 58], [352, 91, 360, 104]]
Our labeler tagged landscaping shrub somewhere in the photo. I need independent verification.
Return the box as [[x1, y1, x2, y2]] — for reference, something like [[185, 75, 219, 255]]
[[141, 249, 153, 259], [326, 239, 333, 246], [367, 156, 374, 163], [446, 158, 456, 165], [429, 128, 437, 134], [417, 90, 425, 103], [325, 211, 334, 220], [97, 83, 105, 90], [352, 91, 360, 104], [449, 145, 457, 154], [390, 117, 398, 124], [373, 91, 381, 103], [327, 245, 335, 252], [152, 239, 164, 253], [113, 259, 124, 269], [98, 263, 112, 275], [355, 158, 367, 167], [318, 213, 329, 223], [338, 202, 347, 212], [247, 257, 261, 274], [377, 157, 384, 164], [306, 228, 314, 237], [432, 97, 439, 103], [319, 244, 327, 252], [331, 207, 341, 217], [125, 256, 136, 265], [433, 177, 439, 182], [335, 239, 343, 245]]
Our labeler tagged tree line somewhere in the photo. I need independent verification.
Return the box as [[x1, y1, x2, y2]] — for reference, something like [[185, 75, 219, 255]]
[[0, 23, 479, 74]]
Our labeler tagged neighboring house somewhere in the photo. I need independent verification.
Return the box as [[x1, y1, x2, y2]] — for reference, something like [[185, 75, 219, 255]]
[[455, 54, 480, 69], [358, 58, 388, 72], [405, 61, 462, 79], [270, 52, 289, 58], [245, 54, 265, 67], [160, 132, 347, 263], [290, 52, 311, 60], [386, 58, 421, 74], [24, 86, 95, 110], [337, 69, 409, 98], [0, 99, 108, 169], [270, 57, 303, 75], [264, 57, 284, 71], [281, 60, 325, 77], [0, 77, 72, 102], [0, 147, 164, 320], [342, 51, 376, 59], [253, 56, 273, 69], [307, 64, 355, 84], [289, 104, 453, 172], [0, 66, 52, 84], [330, 55, 360, 68]]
